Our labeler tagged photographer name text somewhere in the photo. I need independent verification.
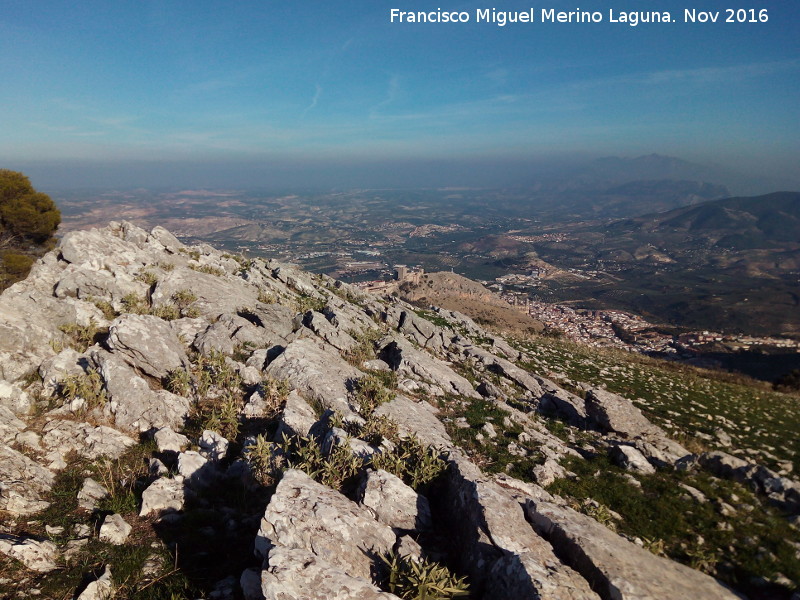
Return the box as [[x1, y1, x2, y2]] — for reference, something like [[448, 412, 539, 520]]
[[389, 8, 770, 27]]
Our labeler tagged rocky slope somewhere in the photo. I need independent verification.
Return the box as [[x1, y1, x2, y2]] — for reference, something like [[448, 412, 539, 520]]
[[0, 222, 797, 599]]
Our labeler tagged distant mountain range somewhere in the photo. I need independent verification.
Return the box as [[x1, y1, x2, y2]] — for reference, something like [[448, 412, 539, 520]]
[[609, 191, 800, 249]]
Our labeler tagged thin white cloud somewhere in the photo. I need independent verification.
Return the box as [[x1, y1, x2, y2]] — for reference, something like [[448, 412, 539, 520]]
[[302, 84, 323, 117], [369, 75, 401, 118]]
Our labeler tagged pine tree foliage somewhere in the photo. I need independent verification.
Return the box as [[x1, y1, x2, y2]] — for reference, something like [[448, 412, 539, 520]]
[[0, 169, 61, 288]]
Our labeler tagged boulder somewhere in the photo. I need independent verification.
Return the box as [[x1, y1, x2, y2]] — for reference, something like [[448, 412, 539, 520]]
[[585, 387, 661, 439], [273, 390, 320, 440], [98, 513, 132, 545], [154, 427, 190, 453], [255, 469, 396, 579], [140, 476, 186, 517], [610, 445, 657, 475], [261, 546, 401, 600], [106, 314, 190, 379], [536, 377, 588, 427], [77, 478, 110, 511], [358, 469, 432, 531], [199, 430, 229, 461], [76, 565, 114, 600]]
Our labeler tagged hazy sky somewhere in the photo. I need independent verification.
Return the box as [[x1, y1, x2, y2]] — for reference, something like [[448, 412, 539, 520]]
[[1, 0, 798, 188]]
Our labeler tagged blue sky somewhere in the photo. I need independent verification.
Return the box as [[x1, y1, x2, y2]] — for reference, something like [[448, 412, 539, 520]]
[[1, 0, 798, 187]]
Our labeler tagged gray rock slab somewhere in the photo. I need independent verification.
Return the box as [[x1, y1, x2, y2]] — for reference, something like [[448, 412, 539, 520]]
[[527, 500, 746, 600], [91, 349, 190, 432], [303, 310, 358, 352], [0, 534, 59, 572], [378, 336, 478, 399], [0, 379, 33, 413], [265, 337, 361, 417], [42, 419, 137, 465], [151, 269, 260, 320], [374, 394, 453, 451], [0, 445, 54, 516], [445, 453, 597, 598]]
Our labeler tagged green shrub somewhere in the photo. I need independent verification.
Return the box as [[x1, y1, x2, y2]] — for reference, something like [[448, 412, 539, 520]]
[[296, 294, 327, 314], [136, 270, 159, 286], [245, 434, 283, 486], [372, 435, 447, 491], [276, 433, 362, 491], [190, 264, 224, 276], [59, 369, 107, 410], [165, 368, 192, 396], [88, 297, 117, 320], [120, 292, 149, 315], [58, 320, 106, 352], [343, 328, 382, 366], [381, 552, 469, 599], [353, 374, 395, 415]]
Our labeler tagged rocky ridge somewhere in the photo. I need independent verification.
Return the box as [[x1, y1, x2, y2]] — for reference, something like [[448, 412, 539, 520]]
[[0, 222, 796, 599]]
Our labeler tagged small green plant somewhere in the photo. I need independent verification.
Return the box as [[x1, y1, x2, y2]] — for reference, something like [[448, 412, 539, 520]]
[[190, 264, 224, 276], [245, 434, 283, 486], [59, 369, 108, 410], [359, 414, 398, 446], [296, 294, 327, 314], [353, 374, 394, 415], [685, 542, 721, 575], [165, 368, 192, 396], [157, 261, 175, 271], [259, 376, 291, 418], [276, 433, 363, 491], [258, 290, 276, 304], [201, 396, 241, 440], [88, 297, 117, 320], [120, 292, 149, 315], [380, 552, 469, 600], [151, 304, 180, 321], [371, 435, 447, 491], [179, 248, 201, 261], [172, 289, 197, 312], [136, 270, 159, 286], [58, 319, 105, 352], [343, 328, 382, 366]]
